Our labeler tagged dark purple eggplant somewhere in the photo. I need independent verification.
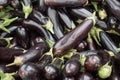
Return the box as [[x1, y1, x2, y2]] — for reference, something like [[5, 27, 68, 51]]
[[99, 31, 120, 59], [76, 41, 88, 52], [107, 16, 117, 29], [0, 38, 9, 47], [62, 76, 75, 80], [89, 0, 103, 2], [0, 64, 18, 73], [38, 0, 47, 13], [47, 7, 64, 39], [53, 14, 95, 57], [63, 56, 81, 77], [45, 0, 88, 7], [18, 62, 41, 80], [7, 42, 48, 66], [106, 0, 120, 21], [0, 25, 18, 37], [77, 72, 93, 80], [44, 57, 64, 80], [57, 8, 72, 29], [68, 8, 107, 29], [0, 0, 10, 8], [0, 47, 23, 63], [21, 0, 33, 19], [15, 26, 30, 49], [85, 54, 101, 72], [22, 19, 49, 39]]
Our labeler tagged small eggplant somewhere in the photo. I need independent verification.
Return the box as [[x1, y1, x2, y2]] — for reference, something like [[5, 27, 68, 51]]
[[76, 41, 88, 52], [45, 0, 88, 7], [85, 54, 101, 72], [53, 14, 95, 57], [0, 47, 23, 63], [7, 42, 48, 66], [63, 55, 81, 77], [43, 57, 64, 80], [18, 62, 41, 80]]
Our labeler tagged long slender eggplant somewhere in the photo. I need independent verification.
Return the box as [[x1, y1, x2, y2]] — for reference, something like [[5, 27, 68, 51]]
[[0, 47, 23, 63], [15, 26, 30, 49], [57, 8, 72, 29], [22, 19, 49, 39], [21, 0, 33, 19], [18, 62, 41, 80], [99, 31, 120, 58], [7, 42, 48, 66], [68, 8, 107, 29], [53, 14, 95, 57], [105, 0, 120, 21], [47, 7, 64, 39], [45, 0, 88, 7]]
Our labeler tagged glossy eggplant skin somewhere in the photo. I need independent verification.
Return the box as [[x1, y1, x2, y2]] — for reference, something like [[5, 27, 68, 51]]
[[10, 0, 21, 10], [106, 0, 120, 21], [29, 9, 48, 25], [53, 18, 94, 57], [38, 0, 47, 13], [22, 19, 49, 39], [77, 72, 93, 80], [57, 8, 72, 29], [45, 0, 87, 7], [99, 31, 119, 56], [0, 0, 10, 7], [15, 26, 30, 49], [18, 62, 41, 80], [47, 7, 64, 39], [0, 47, 23, 63], [68, 8, 107, 29], [89, 0, 103, 2]]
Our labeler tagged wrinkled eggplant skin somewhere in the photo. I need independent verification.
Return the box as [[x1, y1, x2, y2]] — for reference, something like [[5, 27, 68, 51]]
[[47, 7, 64, 39], [45, 0, 87, 7], [53, 19, 93, 57], [18, 62, 41, 80], [106, 0, 120, 21]]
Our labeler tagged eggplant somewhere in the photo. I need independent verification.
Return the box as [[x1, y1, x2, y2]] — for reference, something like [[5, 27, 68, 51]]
[[57, 8, 72, 29], [7, 42, 48, 66], [77, 72, 93, 80], [10, 0, 21, 10], [0, 47, 23, 63], [53, 14, 95, 57], [76, 41, 88, 52], [68, 8, 107, 29], [63, 54, 81, 77], [45, 0, 88, 7], [18, 62, 41, 80], [15, 26, 30, 49], [0, 0, 10, 8], [43, 57, 64, 80], [106, 0, 120, 21], [47, 7, 64, 39], [0, 38, 9, 47], [85, 54, 101, 72], [38, 0, 47, 13]]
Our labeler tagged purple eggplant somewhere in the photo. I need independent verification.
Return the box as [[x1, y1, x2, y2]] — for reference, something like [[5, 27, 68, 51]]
[[53, 14, 95, 57], [45, 0, 88, 7]]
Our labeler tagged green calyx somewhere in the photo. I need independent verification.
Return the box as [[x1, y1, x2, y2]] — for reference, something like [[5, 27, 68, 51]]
[[98, 62, 112, 79], [0, 72, 15, 80], [22, 2, 32, 19], [0, 17, 18, 33]]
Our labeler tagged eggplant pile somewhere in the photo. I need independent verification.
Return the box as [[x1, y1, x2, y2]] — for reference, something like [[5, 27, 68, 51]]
[[0, 0, 120, 80]]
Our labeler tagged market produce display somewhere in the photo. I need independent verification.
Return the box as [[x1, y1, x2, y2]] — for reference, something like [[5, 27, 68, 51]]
[[0, 0, 120, 80]]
